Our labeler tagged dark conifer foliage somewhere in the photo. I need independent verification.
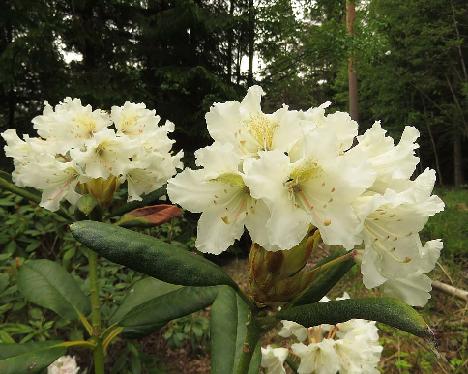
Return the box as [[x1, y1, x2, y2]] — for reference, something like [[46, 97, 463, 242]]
[[0, 0, 466, 183]]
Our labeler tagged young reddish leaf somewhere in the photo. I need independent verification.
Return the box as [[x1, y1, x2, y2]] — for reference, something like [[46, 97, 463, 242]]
[[116, 204, 182, 227]]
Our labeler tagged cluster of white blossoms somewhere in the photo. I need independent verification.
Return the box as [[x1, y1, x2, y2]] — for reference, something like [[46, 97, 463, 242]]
[[261, 293, 383, 374], [2, 98, 183, 211], [167, 86, 444, 306], [47, 355, 79, 374]]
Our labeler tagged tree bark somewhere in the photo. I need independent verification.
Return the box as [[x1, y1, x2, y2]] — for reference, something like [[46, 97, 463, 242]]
[[227, 0, 235, 82], [453, 135, 464, 186], [346, 0, 358, 121], [247, 0, 254, 86], [422, 99, 444, 185]]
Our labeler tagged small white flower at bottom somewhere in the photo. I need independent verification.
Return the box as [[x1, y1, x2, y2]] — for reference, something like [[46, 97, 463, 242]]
[[261, 345, 289, 374], [47, 356, 79, 374], [291, 339, 340, 374]]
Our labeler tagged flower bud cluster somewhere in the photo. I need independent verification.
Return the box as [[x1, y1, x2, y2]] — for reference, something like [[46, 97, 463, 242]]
[[261, 293, 383, 374], [2, 99, 182, 211], [167, 86, 444, 306]]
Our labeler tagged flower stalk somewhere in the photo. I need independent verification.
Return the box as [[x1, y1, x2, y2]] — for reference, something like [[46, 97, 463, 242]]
[[88, 250, 105, 374]]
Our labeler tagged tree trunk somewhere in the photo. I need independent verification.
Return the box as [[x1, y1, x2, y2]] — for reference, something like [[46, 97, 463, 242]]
[[453, 135, 464, 186], [346, 0, 358, 121], [227, 0, 235, 81], [247, 0, 254, 86], [5, 22, 15, 130], [236, 43, 242, 85]]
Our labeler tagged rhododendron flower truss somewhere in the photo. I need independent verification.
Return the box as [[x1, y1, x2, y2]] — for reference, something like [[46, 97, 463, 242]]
[[263, 294, 383, 374], [167, 85, 444, 308], [2, 99, 182, 211]]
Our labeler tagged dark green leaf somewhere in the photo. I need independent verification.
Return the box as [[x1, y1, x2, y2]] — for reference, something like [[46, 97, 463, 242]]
[[17, 260, 90, 320], [278, 297, 432, 339], [110, 277, 181, 325], [248, 341, 261, 374], [290, 251, 355, 306], [0, 340, 66, 373], [119, 286, 219, 338], [70, 221, 237, 288], [210, 286, 251, 374], [0, 274, 9, 294]]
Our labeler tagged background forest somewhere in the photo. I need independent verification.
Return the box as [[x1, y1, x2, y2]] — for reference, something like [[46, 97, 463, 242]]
[[0, 0, 467, 184], [0, 0, 467, 373]]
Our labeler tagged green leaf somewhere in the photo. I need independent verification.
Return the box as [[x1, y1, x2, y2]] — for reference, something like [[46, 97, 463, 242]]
[[119, 286, 219, 338], [278, 297, 432, 339], [211, 286, 251, 374], [17, 260, 90, 321], [70, 221, 237, 288], [0, 274, 9, 294], [0, 340, 66, 373], [290, 250, 355, 306], [111, 187, 167, 217], [75, 194, 99, 218], [109, 277, 182, 325], [0, 176, 41, 204], [248, 341, 261, 374]]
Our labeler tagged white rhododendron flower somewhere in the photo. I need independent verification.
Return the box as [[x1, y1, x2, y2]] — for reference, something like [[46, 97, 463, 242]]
[[168, 142, 271, 253], [205, 86, 305, 158], [47, 355, 79, 374], [355, 168, 444, 305], [32, 98, 111, 154], [292, 339, 340, 374], [166, 85, 444, 307], [261, 345, 289, 374], [278, 320, 308, 342], [111, 101, 161, 136], [270, 293, 383, 374], [2, 98, 182, 211]]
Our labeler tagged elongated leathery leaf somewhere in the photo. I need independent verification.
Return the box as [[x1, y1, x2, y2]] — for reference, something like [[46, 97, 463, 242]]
[[119, 286, 219, 338], [0, 340, 65, 373], [211, 286, 254, 374], [17, 260, 90, 320], [110, 277, 181, 325], [290, 251, 355, 306], [278, 297, 432, 339], [70, 221, 237, 288]]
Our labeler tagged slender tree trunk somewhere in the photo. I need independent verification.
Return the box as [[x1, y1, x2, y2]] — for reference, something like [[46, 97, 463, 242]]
[[6, 23, 15, 130], [450, 0, 467, 81], [247, 0, 254, 86], [453, 135, 464, 186], [422, 98, 444, 185], [227, 0, 235, 81], [236, 44, 242, 85], [7, 90, 15, 130], [346, 0, 358, 121]]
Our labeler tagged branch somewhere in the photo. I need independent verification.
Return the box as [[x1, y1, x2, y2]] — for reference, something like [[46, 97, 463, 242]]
[[432, 280, 468, 302]]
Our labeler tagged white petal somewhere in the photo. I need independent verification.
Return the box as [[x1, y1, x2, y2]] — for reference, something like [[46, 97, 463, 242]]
[[195, 206, 246, 254], [381, 273, 432, 307], [167, 169, 227, 213]]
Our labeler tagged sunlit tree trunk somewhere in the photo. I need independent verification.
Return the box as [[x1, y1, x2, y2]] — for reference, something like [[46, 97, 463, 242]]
[[247, 0, 254, 86], [346, 0, 358, 121], [227, 0, 235, 81]]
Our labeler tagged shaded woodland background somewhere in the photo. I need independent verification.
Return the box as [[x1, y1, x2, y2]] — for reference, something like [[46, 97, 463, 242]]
[[0, 0, 467, 185]]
